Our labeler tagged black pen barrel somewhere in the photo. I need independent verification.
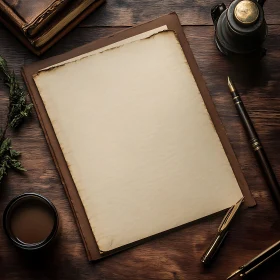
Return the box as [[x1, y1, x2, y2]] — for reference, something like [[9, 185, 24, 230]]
[[201, 231, 228, 265], [232, 92, 280, 210], [228, 239, 280, 279], [241, 240, 280, 277], [233, 96, 259, 141], [254, 149, 280, 209]]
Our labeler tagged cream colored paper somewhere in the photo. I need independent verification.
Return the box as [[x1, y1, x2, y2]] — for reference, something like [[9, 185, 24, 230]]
[[34, 31, 243, 252], [41, 25, 168, 70]]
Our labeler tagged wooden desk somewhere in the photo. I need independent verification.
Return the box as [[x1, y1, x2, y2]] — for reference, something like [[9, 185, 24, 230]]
[[1, 1, 280, 279]]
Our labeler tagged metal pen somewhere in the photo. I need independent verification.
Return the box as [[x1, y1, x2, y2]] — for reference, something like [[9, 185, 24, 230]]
[[228, 77, 280, 211], [201, 198, 243, 265], [227, 240, 280, 279]]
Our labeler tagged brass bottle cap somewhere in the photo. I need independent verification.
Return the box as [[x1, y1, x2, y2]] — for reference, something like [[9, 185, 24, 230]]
[[234, 0, 259, 25]]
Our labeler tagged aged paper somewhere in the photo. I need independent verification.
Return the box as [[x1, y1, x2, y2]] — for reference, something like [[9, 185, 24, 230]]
[[34, 31, 243, 252], [41, 25, 168, 70]]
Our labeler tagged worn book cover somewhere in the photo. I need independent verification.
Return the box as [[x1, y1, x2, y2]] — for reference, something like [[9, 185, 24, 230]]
[[0, 0, 105, 55], [0, 0, 70, 37]]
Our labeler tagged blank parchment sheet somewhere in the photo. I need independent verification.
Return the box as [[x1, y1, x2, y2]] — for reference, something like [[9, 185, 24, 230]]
[[34, 30, 243, 252]]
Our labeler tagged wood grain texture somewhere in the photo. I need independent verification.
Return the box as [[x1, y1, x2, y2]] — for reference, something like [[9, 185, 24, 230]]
[[80, 0, 280, 26], [1, 4, 280, 279]]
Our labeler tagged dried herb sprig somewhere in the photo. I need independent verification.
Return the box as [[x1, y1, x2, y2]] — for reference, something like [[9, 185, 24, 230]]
[[0, 55, 33, 182]]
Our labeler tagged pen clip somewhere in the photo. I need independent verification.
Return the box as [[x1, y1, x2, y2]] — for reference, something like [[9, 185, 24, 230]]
[[218, 197, 244, 232]]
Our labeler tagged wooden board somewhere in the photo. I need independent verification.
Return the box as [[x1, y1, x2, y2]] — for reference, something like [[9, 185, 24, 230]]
[[1, 3, 280, 278], [80, 0, 280, 26]]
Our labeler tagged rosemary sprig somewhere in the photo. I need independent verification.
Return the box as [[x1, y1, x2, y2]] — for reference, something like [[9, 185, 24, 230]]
[[0, 55, 33, 182], [0, 138, 26, 181]]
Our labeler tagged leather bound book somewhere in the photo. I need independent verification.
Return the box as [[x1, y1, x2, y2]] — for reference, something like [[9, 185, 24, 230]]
[[0, 0, 105, 55], [0, 0, 71, 37]]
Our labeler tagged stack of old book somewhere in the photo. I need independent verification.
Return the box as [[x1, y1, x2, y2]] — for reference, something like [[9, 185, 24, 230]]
[[0, 0, 105, 55]]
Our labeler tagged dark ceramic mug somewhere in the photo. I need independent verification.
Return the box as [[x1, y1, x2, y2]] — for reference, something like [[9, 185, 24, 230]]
[[3, 193, 59, 250]]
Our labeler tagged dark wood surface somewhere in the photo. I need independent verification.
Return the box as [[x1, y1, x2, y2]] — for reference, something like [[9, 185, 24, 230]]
[[1, 1, 280, 280]]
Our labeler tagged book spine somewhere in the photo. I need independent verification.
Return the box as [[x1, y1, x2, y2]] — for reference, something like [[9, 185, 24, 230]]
[[23, 0, 70, 38], [0, 0, 25, 30], [31, 0, 103, 49]]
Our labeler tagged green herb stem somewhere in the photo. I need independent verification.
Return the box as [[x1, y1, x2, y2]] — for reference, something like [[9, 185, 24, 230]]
[[0, 55, 33, 183]]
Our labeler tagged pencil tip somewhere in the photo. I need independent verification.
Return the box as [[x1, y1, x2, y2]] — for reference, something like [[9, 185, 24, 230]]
[[227, 76, 235, 93], [227, 269, 241, 280]]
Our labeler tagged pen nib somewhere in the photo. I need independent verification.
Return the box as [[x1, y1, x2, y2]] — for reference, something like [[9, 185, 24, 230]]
[[227, 268, 241, 280], [227, 76, 236, 93]]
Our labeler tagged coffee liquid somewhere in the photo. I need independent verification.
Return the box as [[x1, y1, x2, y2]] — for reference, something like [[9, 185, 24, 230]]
[[9, 198, 55, 244]]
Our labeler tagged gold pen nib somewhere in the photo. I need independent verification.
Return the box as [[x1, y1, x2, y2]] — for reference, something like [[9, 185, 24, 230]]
[[227, 268, 241, 280], [227, 76, 236, 93], [218, 197, 244, 232]]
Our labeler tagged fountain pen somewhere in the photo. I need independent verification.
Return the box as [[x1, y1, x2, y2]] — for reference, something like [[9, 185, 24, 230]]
[[201, 198, 243, 265], [227, 240, 280, 279], [228, 77, 280, 211]]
